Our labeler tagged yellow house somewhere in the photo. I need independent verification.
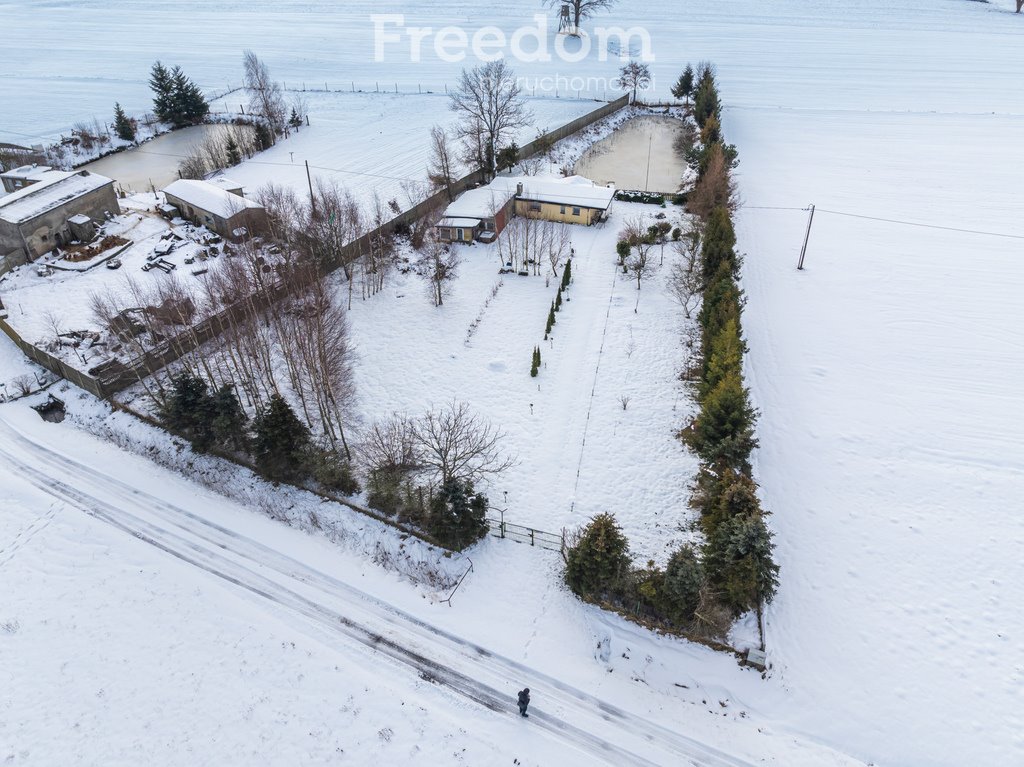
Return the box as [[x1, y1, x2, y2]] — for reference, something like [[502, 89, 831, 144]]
[[436, 176, 615, 245], [507, 176, 615, 226]]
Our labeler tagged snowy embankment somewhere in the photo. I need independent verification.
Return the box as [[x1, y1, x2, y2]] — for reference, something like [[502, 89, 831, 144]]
[[0, 395, 866, 767]]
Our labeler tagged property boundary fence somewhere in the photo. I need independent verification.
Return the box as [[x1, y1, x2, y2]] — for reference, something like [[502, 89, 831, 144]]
[[6, 94, 631, 398], [487, 515, 564, 552]]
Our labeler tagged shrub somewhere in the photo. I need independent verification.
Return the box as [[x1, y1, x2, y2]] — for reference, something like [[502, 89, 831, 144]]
[[564, 513, 631, 599], [616, 240, 631, 264], [704, 511, 779, 614], [308, 445, 360, 495], [253, 394, 310, 482], [160, 370, 216, 452], [685, 371, 758, 468], [429, 479, 489, 550]]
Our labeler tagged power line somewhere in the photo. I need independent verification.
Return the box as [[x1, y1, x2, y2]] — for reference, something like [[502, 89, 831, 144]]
[[814, 208, 1024, 241], [745, 204, 1024, 240]]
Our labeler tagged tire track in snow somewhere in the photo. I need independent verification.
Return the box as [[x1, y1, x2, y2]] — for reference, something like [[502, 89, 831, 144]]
[[0, 417, 753, 767]]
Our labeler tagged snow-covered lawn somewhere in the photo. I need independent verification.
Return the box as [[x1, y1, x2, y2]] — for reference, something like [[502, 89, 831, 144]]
[[344, 200, 698, 562], [4, 1, 1024, 766], [205, 90, 602, 209]]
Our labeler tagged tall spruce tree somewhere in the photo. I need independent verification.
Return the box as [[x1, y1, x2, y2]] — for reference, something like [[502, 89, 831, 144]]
[[149, 61, 175, 123], [672, 64, 695, 105], [113, 103, 136, 142], [429, 479, 488, 549], [169, 66, 209, 127], [160, 370, 216, 452], [663, 544, 704, 621], [705, 511, 779, 614], [253, 394, 310, 481], [686, 370, 758, 468], [225, 135, 242, 165], [564, 513, 631, 599], [211, 384, 248, 452]]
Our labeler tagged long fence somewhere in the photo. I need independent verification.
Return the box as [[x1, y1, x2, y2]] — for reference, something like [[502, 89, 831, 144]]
[[5, 94, 631, 398]]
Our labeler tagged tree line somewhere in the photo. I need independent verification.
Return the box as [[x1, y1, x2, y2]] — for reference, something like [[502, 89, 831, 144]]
[[563, 64, 778, 642]]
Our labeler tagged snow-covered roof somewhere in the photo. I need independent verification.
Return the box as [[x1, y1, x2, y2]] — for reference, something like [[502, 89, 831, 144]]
[[494, 175, 616, 210], [438, 217, 482, 229], [442, 187, 512, 221], [1, 164, 53, 180], [0, 170, 113, 224], [162, 179, 262, 219], [67, 213, 92, 225], [206, 175, 244, 193]]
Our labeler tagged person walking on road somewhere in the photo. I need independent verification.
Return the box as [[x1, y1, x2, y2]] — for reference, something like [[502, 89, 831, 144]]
[[517, 688, 531, 717]]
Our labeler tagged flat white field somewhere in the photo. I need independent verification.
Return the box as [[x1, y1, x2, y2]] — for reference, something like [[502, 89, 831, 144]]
[[206, 90, 601, 207], [731, 107, 1024, 767]]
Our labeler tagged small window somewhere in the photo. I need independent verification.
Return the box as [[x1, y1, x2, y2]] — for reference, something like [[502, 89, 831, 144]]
[[560, 205, 566, 214], [572, 207, 581, 216], [529, 202, 541, 212]]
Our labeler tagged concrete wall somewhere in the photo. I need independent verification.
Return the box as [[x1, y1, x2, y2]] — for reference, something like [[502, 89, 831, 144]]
[[8, 182, 120, 259]]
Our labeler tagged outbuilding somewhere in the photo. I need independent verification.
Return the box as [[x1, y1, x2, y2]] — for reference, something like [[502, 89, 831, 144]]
[[162, 179, 267, 241], [0, 170, 119, 270]]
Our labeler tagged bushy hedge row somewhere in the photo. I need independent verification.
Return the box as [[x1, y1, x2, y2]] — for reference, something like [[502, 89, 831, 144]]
[[564, 64, 778, 640], [615, 190, 666, 206]]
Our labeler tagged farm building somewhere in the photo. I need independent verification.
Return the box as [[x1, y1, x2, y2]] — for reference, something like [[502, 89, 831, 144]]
[[436, 175, 615, 244], [162, 179, 266, 241], [0, 169, 119, 269], [1, 164, 61, 193]]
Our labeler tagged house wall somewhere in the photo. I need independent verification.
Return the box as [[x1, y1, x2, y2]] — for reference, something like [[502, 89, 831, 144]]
[[438, 225, 476, 243], [514, 199, 603, 226], [164, 194, 267, 241], [4, 182, 119, 259]]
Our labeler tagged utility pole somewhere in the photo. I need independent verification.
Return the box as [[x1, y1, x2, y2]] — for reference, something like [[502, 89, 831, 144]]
[[305, 160, 316, 218], [797, 204, 815, 270], [644, 133, 653, 192]]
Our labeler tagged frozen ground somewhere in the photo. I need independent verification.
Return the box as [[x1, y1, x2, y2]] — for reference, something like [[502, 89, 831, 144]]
[[342, 200, 699, 563], [205, 90, 601, 209], [0, 397, 864, 767], [4, 1, 1024, 766]]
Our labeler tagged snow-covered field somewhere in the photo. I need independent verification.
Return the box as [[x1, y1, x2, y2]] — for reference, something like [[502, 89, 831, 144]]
[[3, 1, 1024, 766], [205, 90, 601, 208]]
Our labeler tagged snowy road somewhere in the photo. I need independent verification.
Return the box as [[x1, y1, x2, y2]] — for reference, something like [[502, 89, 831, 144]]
[[0, 415, 752, 767]]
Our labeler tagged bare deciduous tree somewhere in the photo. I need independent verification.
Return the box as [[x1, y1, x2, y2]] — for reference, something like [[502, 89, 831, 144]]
[[361, 413, 420, 477], [667, 238, 703, 319], [450, 60, 533, 178], [414, 401, 516, 488], [618, 61, 652, 104], [545, 0, 615, 35], [420, 230, 460, 307], [427, 125, 458, 202], [243, 50, 287, 134]]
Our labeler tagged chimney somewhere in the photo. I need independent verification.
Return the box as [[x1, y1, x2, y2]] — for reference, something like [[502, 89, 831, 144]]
[[516, 182, 523, 196]]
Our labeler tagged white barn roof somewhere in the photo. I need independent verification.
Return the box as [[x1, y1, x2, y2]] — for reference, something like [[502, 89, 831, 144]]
[[163, 179, 262, 219]]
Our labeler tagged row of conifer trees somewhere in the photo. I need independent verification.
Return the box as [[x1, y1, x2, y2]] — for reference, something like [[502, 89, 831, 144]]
[[563, 65, 777, 639]]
